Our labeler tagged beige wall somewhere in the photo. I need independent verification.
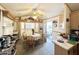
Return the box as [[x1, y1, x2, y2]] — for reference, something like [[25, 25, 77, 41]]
[[65, 5, 71, 19], [70, 11, 79, 29], [64, 4, 71, 34], [43, 4, 71, 34], [50, 4, 71, 33], [0, 5, 5, 10]]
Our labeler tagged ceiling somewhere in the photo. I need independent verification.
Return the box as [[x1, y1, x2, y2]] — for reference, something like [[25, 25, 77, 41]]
[[67, 3, 79, 11], [0, 3, 64, 18], [1, 3, 79, 18]]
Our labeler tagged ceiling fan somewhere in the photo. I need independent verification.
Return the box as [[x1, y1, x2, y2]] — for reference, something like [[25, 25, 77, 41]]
[[16, 4, 45, 17], [16, 4, 46, 21]]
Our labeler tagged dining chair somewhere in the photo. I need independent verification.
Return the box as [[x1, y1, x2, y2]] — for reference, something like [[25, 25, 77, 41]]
[[26, 36, 35, 48]]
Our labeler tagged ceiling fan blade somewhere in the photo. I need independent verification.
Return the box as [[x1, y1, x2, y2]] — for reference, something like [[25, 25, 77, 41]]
[[16, 8, 31, 11], [32, 4, 39, 10]]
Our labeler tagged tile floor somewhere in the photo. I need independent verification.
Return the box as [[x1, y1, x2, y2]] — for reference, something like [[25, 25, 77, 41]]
[[16, 35, 54, 55]]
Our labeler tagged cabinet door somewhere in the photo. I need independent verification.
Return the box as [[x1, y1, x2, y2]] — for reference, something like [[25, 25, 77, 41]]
[[68, 48, 73, 55], [77, 44, 79, 55], [73, 45, 77, 55], [55, 44, 68, 55], [68, 45, 77, 55]]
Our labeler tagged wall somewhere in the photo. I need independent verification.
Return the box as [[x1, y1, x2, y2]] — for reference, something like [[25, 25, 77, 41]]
[[57, 11, 65, 33], [64, 4, 71, 34], [44, 12, 65, 33], [44, 4, 71, 33], [70, 11, 79, 29], [0, 5, 16, 36], [3, 17, 14, 35], [65, 5, 71, 19], [0, 5, 5, 10], [0, 5, 5, 37], [0, 11, 3, 37], [0, 14, 14, 36]]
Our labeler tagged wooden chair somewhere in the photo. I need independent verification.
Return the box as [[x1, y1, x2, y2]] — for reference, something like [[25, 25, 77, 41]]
[[26, 36, 35, 48], [22, 32, 27, 40]]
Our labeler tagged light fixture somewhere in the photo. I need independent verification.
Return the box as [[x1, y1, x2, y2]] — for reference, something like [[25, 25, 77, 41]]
[[28, 16, 34, 21], [33, 16, 37, 19], [33, 12, 36, 15]]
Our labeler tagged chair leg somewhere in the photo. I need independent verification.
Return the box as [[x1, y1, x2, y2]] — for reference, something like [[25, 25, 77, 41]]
[[33, 44, 35, 48]]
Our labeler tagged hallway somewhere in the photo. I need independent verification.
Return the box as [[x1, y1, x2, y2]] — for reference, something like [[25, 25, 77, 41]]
[[16, 36, 54, 55]]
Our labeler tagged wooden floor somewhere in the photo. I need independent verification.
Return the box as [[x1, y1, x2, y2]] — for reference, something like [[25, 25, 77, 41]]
[[15, 36, 54, 55]]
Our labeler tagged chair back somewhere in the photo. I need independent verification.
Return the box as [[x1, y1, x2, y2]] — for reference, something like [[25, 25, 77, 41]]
[[26, 36, 35, 45]]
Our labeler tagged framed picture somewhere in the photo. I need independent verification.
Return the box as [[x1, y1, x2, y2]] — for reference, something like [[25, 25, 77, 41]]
[[53, 20, 57, 27]]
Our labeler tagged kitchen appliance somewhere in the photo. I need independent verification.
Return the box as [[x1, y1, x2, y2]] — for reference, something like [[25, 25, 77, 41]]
[[0, 37, 6, 49], [70, 29, 79, 41], [0, 35, 12, 49]]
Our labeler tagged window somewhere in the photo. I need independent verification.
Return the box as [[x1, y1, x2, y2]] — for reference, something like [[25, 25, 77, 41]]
[[25, 23, 35, 29], [3, 17, 14, 35]]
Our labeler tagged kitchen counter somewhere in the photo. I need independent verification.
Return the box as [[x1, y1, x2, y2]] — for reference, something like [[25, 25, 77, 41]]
[[52, 35, 79, 55], [52, 38, 75, 50]]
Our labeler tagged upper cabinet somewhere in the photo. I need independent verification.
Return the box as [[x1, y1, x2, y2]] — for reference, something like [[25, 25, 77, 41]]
[[70, 11, 79, 29]]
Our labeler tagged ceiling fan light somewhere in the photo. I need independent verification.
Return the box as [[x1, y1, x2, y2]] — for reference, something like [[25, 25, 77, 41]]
[[33, 16, 37, 19], [33, 12, 37, 14]]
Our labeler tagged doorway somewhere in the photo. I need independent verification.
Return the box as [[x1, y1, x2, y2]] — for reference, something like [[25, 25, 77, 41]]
[[46, 21, 53, 41], [45, 20, 55, 54]]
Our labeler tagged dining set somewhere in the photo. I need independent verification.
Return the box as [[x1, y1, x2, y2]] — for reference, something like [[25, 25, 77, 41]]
[[23, 33, 43, 48]]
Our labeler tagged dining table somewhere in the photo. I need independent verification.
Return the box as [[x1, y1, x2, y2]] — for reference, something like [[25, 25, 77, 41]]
[[25, 33, 42, 47]]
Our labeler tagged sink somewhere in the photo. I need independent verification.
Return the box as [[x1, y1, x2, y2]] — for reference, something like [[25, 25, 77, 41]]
[[57, 40, 64, 43]]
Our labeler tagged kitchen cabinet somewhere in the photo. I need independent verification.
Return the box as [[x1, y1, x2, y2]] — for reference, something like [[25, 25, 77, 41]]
[[55, 43, 79, 55], [70, 12, 79, 29], [77, 43, 79, 55], [68, 44, 77, 55], [55, 44, 68, 55]]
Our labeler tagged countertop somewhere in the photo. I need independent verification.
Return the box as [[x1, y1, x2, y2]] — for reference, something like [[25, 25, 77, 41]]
[[52, 35, 77, 50]]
